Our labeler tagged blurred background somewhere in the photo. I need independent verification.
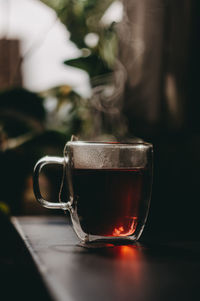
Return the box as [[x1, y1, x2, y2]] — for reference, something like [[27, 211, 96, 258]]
[[0, 0, 200, 241]]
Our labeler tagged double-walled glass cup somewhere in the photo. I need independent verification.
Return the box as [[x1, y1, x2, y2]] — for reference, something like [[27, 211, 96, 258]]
[[33, 141, 153, 243]]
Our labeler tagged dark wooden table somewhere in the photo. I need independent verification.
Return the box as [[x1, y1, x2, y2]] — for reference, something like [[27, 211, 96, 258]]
[[12, 216, 200, 301]]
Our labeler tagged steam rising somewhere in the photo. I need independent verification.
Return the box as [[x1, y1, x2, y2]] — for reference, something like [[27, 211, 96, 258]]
[[87, 1, 129, 139]]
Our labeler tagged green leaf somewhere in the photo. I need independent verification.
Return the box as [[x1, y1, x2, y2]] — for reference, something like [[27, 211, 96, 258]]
[[64, 54, 111, 77], [0, 88, 46, 138], [0, 88, 45, 121]]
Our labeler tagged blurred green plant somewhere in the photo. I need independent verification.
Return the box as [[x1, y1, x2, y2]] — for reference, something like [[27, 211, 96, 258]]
[[41, 0, 118, 79], [40, 85, 94, 138], [0, 0, 121, 214], [40, 0, 122, 137]]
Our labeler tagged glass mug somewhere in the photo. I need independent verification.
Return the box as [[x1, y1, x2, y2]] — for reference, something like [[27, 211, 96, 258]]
[[33, 141, 153, 243]]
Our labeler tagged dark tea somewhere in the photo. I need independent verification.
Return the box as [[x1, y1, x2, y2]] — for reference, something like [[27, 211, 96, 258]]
[[72, 168, 150, 237]]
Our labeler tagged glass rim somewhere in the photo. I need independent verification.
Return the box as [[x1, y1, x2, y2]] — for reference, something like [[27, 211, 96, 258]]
[[67, 140, 153, 148]]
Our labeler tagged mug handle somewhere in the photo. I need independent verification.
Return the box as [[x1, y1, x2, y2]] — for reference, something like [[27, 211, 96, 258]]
[[33, 156, 69, 210]]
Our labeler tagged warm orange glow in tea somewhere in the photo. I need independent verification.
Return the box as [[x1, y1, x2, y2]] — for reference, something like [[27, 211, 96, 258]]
[[112, 217, 137, 236], [73, 168, 149, 237]]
